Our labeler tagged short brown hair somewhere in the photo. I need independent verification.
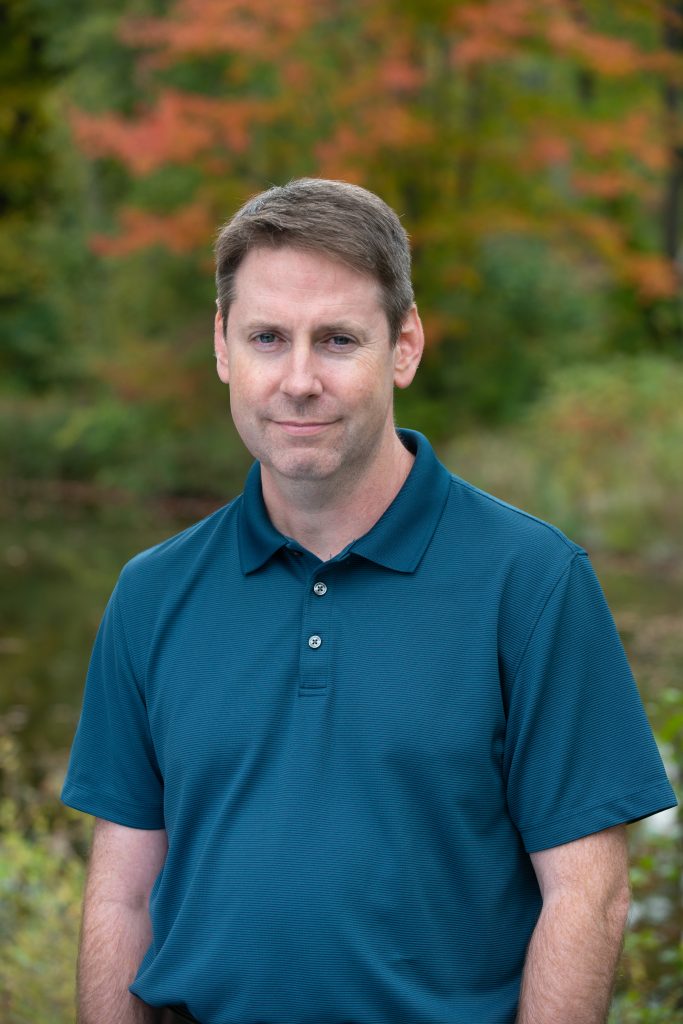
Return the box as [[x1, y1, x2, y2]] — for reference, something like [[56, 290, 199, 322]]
[[214, 178, 414, 344]]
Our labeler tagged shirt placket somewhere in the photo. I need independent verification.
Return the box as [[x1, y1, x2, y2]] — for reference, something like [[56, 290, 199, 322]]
[[299, 568, 333, 696]]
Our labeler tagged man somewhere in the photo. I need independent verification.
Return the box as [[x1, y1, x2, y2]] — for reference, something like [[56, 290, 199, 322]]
[[63, 178, 677, 1024]]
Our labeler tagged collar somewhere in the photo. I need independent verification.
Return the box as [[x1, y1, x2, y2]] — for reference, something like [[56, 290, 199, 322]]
[[237, 429, 451, 575]]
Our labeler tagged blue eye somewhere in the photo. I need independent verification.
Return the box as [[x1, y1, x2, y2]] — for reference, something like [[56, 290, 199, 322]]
[[329, 335, 353, 349], [255, 332, 278, 346]]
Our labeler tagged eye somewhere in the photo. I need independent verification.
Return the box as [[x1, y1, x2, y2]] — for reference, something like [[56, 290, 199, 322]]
[[327, 334, 355, 350], [253, 332, 279, 348]]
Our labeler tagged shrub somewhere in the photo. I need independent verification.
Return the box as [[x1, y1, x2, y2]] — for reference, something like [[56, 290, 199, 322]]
[[0, 733, 87, 1024], [445, 355, 683, 556]]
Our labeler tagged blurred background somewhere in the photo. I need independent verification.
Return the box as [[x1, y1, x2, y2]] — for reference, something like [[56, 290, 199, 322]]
[[1, 0, 681, 1020]]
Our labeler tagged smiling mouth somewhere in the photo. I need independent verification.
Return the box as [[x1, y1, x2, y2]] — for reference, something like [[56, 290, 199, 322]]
[[273, 420, 336, 436]]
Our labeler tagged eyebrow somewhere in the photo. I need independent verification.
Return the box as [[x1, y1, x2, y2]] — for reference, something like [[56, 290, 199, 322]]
[[241, 320, 368, 338], [314, 322, 365, 337]]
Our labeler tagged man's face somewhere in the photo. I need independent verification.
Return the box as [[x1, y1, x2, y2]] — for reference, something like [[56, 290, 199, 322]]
[[214, 245, 421, 491]]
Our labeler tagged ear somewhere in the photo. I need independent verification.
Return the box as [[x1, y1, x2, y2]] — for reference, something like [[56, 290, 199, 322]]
[[214, 309, 230, 384], [393, 305, 424, 390]]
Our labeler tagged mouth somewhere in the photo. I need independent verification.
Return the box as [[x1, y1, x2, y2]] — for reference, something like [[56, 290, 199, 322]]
[[272, 420, 337, 436]]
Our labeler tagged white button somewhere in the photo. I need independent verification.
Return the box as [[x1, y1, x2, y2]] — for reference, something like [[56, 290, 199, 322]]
[[313, 582, 327, 596], [308, 635, 322, 649]]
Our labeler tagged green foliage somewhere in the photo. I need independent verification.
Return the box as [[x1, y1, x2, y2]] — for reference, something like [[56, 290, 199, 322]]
[[0, 0, 171, 395], [0, 731, 87, 1024], [0, 0, 64, 212], [445, 354, 683, 555], [610, 808, 683, 1021], [0, 0, 81, 392], [0, 396, 147, 482], [614, 685, 682, 1018], [622, 677, 682, 1019], [0, 393, 250, 497], [405, 234, 608, 434]]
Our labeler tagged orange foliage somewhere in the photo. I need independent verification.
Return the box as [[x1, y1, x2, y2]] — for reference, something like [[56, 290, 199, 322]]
[[623, 253, 679, 300], [573, 167, 652, 201], [362, 106, 434, 148], [314, 125, 369, 184], [546, 16, 646, 77], [379, 58, 425, 93], [453, 0, 653, 79], [525, 133, 573, 168], [577, 113, 667, 172], [119, 0, 321, 63], [572, 212, 628, 260], [102, 345, 206, 405], [419, 311, 456, 348], [453, 35, 518, 66], [73, 92, 272, 174], [314, 101, 432, 181], [454, 0, 535, 42], [91, 202, 214, 256], [72, 0, 680, 306], [452, 0, 535, 66], [281, 61, 312, 91], [571, 213, 678, 299]]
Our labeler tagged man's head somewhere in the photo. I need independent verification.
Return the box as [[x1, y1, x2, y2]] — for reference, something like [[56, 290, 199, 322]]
[[215, 178, 414, 344]]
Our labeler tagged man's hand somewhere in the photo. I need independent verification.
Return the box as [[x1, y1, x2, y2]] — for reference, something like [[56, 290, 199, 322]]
[[77, 818, 168, 1024], [516, 825, 630, 1024]]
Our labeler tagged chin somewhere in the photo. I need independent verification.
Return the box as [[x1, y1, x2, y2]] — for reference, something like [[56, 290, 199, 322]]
[[272, 454, 340, 481]]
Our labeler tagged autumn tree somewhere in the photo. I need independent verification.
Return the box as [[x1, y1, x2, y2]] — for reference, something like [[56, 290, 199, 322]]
[[69, 0, 683, 430]]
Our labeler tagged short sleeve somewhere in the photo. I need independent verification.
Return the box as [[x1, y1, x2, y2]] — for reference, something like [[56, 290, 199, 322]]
[[504, 552, 677, 853], [61, 583, 164, 828]]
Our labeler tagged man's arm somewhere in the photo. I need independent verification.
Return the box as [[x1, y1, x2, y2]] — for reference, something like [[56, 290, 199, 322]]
[[78, 817, 168, 1024], [516, 824, 630, 1024]]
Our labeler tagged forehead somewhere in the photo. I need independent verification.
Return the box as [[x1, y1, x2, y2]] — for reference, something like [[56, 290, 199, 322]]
[[231, 245, 384, 319]]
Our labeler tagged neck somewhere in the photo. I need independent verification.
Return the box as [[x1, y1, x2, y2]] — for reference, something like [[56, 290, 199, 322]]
[[261, 431, 414, 561]]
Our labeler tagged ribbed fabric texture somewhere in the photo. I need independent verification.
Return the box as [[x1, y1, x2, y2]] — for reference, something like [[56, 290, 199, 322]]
[[62, 429, 677, 1024]]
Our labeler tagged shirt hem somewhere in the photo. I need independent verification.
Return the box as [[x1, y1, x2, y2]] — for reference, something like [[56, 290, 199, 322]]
[[61, 780, 165, 830], [520, 778, 678, 853]]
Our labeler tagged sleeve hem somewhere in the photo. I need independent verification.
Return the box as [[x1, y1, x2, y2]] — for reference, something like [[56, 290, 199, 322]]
[[520, 779, 678, 853], [61, 780, 165, 830]]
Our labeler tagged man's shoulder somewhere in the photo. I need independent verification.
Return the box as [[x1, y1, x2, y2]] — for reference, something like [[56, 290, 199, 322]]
[[442, 470, 585, 568], [439, 473, 593, 668], [118, 495, 242, 592]]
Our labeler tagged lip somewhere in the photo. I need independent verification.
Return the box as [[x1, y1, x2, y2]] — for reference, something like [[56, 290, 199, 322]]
[[273, 420, 337, 436]]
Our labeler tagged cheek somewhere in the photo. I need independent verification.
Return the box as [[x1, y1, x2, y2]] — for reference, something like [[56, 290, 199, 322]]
[[227, 380, 256, 428], [227, 365, 265, 406], [348, 365, 395, 406]]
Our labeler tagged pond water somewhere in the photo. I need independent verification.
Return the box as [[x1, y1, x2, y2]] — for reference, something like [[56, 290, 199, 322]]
[[1, 497, 213, 774]]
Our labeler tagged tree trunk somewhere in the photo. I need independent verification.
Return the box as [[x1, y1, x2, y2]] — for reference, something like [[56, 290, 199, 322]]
[[662, 3, 683, 267]]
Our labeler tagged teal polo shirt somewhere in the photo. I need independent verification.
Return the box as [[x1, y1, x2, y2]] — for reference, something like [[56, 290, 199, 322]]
[[62, 429, 677, 1024]]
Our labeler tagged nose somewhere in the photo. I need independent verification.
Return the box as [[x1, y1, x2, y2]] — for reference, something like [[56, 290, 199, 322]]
[[279, 345, 323, 399]]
